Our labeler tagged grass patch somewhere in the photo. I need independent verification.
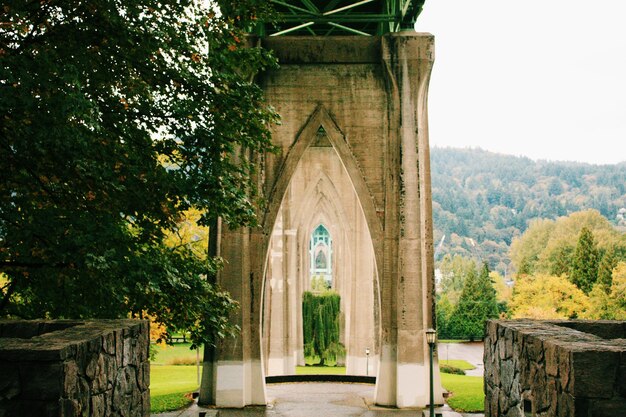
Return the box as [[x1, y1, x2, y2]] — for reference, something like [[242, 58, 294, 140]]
[[150, 391, 194, 414], [296, 366, 346, 375], [150, 365, 199, 413], [440, 359, 475, 371], [151, 342, 201, 366], [440, 373, 484, 413]]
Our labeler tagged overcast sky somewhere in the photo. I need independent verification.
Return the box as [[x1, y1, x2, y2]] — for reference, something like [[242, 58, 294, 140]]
[[415, 1, 626, 165]]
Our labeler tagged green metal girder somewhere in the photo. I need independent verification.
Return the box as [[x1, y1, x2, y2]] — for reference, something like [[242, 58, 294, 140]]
[[254, 0, 426, 37]]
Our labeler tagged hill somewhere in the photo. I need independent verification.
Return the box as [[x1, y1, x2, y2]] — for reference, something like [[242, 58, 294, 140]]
[[431, 147, 626, 275]]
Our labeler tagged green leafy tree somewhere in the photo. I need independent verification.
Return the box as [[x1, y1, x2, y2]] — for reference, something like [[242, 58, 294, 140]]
[[302, 291, 344, 366], [448, 262, 498, 340], [0, 0, 278, 347], [570, 227, 600, 294]]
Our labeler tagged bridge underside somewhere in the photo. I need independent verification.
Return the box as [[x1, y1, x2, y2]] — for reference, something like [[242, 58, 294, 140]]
[[256, 0, 426, 36], [201, 31, 443, 409]]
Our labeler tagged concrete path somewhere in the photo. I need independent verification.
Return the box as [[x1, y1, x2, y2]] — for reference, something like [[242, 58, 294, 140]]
[[151, 382, 467, 417], [437, 342, 484, 377]]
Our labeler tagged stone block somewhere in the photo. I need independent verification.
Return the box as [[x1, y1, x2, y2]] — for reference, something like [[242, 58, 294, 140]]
[[91, 393, 106, 417], [137, 362, 150, 391], [102, 332, 116, 355], [0, 363, 20, 401], [25, 400, 59, 417], [63, 360, 80, 397], [588, 398, 626, 417], [618, 365, 626, 397], [19, 362, 62, 400], [0, 320, 149, 417], [556, 392, 574, 417], [572, 349, 618, 399]]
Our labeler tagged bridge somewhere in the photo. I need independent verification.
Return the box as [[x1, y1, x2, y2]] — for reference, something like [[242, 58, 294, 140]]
[[256, 0, 426, 36], [200, 0, 442, 411]]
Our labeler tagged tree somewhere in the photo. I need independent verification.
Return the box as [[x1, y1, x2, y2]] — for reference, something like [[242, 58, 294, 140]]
[[302, 291, 344, 366], [597, 248, 618, 292], [435, 293, 454, 340], [509, 274, 590, 319], [448, 262, 498, 340], [438, 254, 477, 304], [570, 227, 599, 294], [0, 0, 278, 347], [586, 262, 626, 320]]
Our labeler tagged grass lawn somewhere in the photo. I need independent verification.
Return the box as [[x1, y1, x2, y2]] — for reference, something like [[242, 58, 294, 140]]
[[152, 342, 201, 365], [150, 365, 199, 413], [440, 373, 484, 413], [296, 366, 346, 375], [440, 359, 475, 371]]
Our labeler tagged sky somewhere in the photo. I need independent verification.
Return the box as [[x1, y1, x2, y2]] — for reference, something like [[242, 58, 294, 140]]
[[414, 1, 626, 165]]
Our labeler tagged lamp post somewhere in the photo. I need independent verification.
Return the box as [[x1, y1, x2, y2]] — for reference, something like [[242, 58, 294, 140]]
[[425, 328, 437, 417], [365, 347, 370, 376]]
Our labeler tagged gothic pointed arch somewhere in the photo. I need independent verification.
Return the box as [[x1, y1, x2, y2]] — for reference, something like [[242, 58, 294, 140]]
[[263, 105, 381, 246]]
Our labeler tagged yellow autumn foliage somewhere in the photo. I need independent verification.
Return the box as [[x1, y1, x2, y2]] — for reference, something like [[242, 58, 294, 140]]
[[510, 273, 590, 319]]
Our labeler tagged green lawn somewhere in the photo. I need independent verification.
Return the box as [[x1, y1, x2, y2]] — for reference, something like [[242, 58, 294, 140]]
[[440, 359, 476, 371], [150, 365, 198, 413], [440, 373, 484, 413], [296, 366, 346, 375], [151, 342, 201, 365]]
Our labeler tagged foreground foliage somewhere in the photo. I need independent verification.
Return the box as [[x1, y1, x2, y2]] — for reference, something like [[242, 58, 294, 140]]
[[0, 0, 278, 346]]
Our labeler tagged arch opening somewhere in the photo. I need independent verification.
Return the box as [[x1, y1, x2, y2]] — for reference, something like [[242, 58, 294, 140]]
[[260, 120, 380, 378]]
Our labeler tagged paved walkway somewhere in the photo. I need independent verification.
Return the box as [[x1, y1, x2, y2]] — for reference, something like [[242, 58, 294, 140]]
[[438, 342, 484, 377], [152, 382, 469, 417], [153, 342, 486, 417]]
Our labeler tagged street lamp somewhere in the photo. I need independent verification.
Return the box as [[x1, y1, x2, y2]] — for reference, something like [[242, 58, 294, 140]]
[[365, 347, 370, 376], [425, 328, 437, 417]]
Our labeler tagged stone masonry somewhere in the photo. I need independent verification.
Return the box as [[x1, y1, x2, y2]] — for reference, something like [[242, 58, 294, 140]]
[[0, 319, 150, 417], [484, 319, 626, 417]]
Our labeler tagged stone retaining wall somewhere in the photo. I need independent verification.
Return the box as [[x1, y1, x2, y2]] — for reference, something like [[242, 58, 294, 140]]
[[484, 319, 626, 417], [0, 319, 150, 417]]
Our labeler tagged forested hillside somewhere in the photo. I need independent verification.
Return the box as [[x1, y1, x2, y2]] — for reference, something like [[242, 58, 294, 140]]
[[431, 147, 626, 275]]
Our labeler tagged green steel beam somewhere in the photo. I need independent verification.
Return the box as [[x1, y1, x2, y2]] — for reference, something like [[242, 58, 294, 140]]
[[260, 0, 426, 36], [273, 14, 396, 23], [327, 22, 372, 36]]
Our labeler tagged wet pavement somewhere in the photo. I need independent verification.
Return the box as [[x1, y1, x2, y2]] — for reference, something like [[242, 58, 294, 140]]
[[437, 342, 484, 377]]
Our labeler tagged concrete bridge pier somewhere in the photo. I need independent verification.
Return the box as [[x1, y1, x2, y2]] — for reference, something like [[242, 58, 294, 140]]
[[201, 31, 444, 409]]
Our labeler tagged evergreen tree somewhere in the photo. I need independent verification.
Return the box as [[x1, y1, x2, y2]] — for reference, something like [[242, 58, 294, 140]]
[[570, 227, 600, 294], [448, 262, 499, 340], [436, 294, 454, 339], [597, 248, 618, 293]]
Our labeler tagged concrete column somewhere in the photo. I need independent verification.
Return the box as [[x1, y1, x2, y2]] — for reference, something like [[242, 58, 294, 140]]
[[206, 223, 266, 407], [379, 31, 443, 408]]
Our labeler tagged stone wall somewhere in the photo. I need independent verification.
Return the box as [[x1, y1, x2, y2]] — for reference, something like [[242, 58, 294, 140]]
[[484, 319, 626, 417], [0, 319, 149, 417]]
